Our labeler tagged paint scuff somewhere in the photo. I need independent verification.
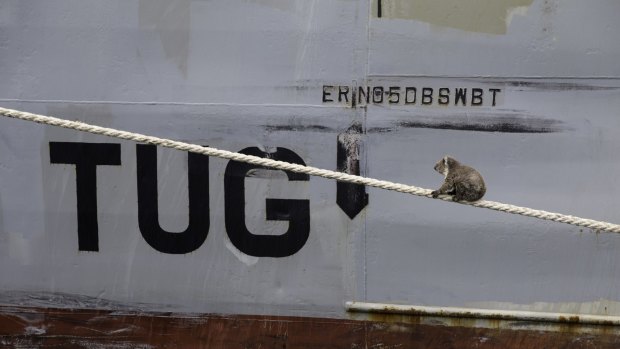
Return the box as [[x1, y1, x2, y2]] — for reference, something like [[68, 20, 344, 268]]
[[374, 0, 534, 35], [139, 0, 191, 77]]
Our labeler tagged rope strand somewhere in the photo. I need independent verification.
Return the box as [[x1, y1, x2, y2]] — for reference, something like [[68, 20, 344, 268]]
[[1, 106, 619, 234]]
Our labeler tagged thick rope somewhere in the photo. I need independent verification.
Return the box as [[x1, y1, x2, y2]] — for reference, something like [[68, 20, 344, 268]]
[[1, 106, 619, 234]]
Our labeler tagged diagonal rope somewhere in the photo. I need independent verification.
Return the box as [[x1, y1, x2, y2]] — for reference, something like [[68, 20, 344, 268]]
[[1, 106, 619, 234]]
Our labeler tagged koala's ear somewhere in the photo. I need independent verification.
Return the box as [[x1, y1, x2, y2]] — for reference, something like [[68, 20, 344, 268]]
[[444, 156, 458, 167]]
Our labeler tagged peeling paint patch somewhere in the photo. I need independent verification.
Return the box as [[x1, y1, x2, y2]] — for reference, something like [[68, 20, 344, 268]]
[[337, 123, 363, 174], [225, 236, 259, 266], [24, 326, 46, 335], [246, 168, 289, 179], [139, 0, 191, 77], [373, 0, 534, 35]]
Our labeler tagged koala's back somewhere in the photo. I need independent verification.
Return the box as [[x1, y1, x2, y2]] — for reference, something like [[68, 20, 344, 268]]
[[448, 165, 486, 201]]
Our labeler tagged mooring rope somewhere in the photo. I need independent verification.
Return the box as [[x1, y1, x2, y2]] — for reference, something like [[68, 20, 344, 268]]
[[1, 106, 619, 233]]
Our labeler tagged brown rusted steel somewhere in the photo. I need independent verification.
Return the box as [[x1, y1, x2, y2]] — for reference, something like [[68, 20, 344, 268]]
[[2, 306, 620, 348]]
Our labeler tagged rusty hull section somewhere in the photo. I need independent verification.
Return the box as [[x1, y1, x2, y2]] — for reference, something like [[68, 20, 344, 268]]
[[1, 306, 620, 348]]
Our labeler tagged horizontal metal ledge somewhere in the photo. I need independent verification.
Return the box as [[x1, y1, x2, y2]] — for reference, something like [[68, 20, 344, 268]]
[[346, 301, 620, 326]]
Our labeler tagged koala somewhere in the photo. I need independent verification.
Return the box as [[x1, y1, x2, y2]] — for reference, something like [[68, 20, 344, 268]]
[[431, 156, 486, 202]]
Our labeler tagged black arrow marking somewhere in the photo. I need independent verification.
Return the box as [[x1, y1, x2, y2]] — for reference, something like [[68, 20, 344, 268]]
[[336, 123, 369, 219]]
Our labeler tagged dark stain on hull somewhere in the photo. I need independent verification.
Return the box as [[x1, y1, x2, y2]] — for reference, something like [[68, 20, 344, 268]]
[[460, 78, 620, 91], [265, 125, 333, 132], [366, 126, 394, 133], [502, 80, 619, 91], [368, 115, 566, 134]]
